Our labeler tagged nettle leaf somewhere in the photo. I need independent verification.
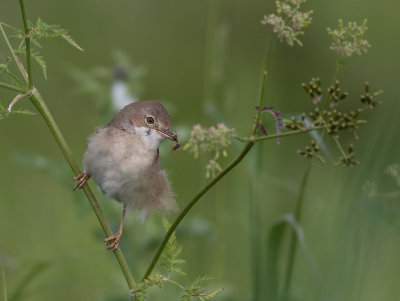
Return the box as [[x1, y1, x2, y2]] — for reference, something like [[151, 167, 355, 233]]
[[182, 276, 223, 300], [31, 51, 47, 79], [0, 103, 35, 120], [61, 32, 84, 51], [159, 218, 186, 276], [30, 17, 84, 51]]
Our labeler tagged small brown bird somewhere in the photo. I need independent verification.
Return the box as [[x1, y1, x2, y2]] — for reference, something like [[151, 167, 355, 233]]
[[74, 101, 178, 250]]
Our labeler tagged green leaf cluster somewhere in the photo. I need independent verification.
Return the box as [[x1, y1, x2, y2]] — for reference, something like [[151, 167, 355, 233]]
[[183, 123, 235, 178], [0, 102, 34, 120], [1, 18, 82, 80], [135, 218, 222, 300], [159, 218, 186, 276], [180, 276, 223, 301]]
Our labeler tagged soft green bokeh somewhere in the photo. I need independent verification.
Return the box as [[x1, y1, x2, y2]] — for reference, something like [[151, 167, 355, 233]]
[[1, 0, 399, 300]]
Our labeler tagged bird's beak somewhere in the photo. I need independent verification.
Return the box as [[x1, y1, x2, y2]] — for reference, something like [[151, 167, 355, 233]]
[[156, 128, 178, 142]]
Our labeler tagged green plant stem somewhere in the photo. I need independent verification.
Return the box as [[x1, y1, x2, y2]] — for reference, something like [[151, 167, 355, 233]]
[[10, 0, 136, 290], [251, 38, 278, 137], [143, 141, 255, 280], [0, 24, 28, 84], [166, 278, 187, 291], [142, 89, 322, 283], [28, 91, 135, 288], [251, 126, 322, 142], [332, 135, 347, 159], [281, 165, 311, 301], [0, 82, 27, 93], [19, 0, 32, 89], [142, 38, 283, 283]]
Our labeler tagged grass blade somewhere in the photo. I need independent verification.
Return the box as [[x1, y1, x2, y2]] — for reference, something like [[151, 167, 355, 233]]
[[265, 211, 320, 301]]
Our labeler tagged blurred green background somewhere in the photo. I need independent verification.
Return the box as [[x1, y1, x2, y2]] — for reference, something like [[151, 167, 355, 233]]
[[1, 0, 399, 300]]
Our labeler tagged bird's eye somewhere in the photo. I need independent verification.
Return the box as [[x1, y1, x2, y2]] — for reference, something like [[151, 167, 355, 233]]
[[146, 116, 155, 124]]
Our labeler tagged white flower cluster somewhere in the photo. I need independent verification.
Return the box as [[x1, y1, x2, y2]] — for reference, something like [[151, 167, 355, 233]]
[[327, 19, 371, 57], [262, 0, 313, 46]]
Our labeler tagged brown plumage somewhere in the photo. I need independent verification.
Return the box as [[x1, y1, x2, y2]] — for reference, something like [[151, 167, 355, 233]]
[[74, 101, 178, 250]]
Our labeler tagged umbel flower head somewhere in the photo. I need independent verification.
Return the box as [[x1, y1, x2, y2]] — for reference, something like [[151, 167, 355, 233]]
[[183, 123, 235, 178], [262, 0, 313, 46], [327, 19, 371, 57]]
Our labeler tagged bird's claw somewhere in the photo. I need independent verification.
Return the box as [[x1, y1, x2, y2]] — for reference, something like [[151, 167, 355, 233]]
[[73, 172, 90, 190], [104, 231, 122, 251]]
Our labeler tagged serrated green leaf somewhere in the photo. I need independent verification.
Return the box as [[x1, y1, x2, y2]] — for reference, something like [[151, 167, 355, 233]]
[[180, 295, 191, 301], [203, 288, 223, 299], [30, 37, 42, 49], [172, 268, 186, 276], [31, 51, 47, 79], [0, 104, 35, 120], [61, 32, 84, 51]]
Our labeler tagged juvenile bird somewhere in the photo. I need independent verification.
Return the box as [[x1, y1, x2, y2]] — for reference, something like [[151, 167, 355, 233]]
[[73, 101, 178, 250]]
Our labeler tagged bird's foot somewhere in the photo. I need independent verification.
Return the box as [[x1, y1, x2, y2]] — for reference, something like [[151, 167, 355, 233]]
[[104, 231, 122, 251], [73, 172, 90, 190]]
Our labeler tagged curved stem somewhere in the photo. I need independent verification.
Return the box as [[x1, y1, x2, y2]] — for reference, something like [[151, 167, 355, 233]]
[[143, 141, 255, 280], [29, 92, 136, 288], [142, 125, 323, 280], [19, 0, 33, 89]]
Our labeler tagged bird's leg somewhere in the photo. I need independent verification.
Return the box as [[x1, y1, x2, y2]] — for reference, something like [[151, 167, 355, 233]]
[[104, 203, 127, 251], [73, 172, 90, 190]]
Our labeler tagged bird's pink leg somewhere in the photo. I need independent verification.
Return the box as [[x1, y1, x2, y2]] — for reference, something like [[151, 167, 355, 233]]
[[105, 203, 127, 251], [73, 172, 90, 190]]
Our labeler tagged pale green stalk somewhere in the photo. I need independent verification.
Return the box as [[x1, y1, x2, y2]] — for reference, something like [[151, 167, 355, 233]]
[[0, 24, 28, 85], [19, 0, 32, 89], [0, 82, 26, 93]]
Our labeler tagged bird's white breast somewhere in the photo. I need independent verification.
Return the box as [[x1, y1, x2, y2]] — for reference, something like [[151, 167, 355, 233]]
[[82, 126, 176, 218]]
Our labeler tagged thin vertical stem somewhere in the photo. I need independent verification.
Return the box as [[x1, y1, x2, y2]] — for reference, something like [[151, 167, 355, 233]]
[[19, 0, 33, 89], [0, 81, 26, 94], [251, 38, 278, 137]]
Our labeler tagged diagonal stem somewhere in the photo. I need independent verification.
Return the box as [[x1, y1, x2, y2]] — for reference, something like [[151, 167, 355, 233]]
[[0, 24, 28, 85], [0, 81, 27, 94], [141, 115, 322, 282], [143, 141, 255, 280], [29, 91, 136, 288], [142, 36, 317, 281]]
